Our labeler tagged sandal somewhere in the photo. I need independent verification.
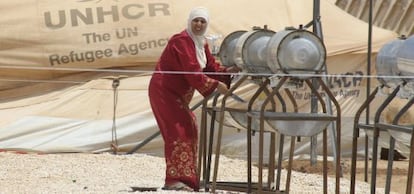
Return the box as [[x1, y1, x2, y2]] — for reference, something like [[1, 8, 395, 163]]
[[162, 182, 193, 192]]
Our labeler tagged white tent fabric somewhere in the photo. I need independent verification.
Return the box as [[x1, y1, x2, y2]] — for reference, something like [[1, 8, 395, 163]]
[[0, 0, 405, 158]]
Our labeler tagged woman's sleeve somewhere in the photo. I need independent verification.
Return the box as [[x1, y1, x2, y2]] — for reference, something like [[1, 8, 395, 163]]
[[203, 44, 232, 88], [173, 38, 218, 97]]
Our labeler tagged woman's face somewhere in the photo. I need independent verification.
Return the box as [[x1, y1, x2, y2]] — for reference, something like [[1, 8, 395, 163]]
[[191, 17, 207, 36]]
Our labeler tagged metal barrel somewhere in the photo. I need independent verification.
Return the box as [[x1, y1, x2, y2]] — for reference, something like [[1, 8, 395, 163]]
[[220, 28, 326, 77], [266, 29, 326, 77], [376, 37, 405, 87], [397, 35, 414, 82], [218, 30, 247, 67]]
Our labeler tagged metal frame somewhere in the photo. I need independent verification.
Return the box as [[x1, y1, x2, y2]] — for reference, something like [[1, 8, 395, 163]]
[[377, 95, 414, 194], [198, 76, 286, 193], [350, 83, 414, 194], [247, 76, 342, 194], [198, 74, 341, 194]]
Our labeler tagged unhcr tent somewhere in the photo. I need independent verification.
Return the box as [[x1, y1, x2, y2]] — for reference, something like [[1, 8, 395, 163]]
[[0, 0, 399, 157]]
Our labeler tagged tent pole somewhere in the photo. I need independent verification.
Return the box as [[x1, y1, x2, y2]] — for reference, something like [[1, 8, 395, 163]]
[[313, 2, 342, 194], [366, 0, 373, 130], [312, 0, 339, 168], [309, 0, 321, 166], [366, 0, 374, 192]]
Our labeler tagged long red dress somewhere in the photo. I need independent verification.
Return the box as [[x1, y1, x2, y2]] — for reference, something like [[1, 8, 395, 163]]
[[148, 30, 229, 191]]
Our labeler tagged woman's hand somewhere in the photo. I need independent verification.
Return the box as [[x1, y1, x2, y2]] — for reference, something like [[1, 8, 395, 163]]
[[225, 65, 242, 73], [216, 81, 229, 95]]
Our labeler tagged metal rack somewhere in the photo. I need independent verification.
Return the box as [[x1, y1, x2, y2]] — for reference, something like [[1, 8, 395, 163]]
[[350, 35, 414, 194], [198, 22, 342, 193]]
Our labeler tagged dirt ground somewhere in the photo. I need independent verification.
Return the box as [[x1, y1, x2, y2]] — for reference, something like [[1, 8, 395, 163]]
[[0, 150, 410, 193], [283, 158, 411, 194]]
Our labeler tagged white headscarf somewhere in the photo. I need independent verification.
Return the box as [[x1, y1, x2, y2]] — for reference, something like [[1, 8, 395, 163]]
[[186, 7, 209, 69]]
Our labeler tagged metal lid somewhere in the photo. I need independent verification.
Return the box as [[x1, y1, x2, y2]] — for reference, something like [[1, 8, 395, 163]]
[[236, 29, 275, 74], [266, 29, 326, 77], [218, 30, 246, 67]]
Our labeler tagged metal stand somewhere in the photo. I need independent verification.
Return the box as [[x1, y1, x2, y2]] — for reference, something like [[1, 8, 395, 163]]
[[377, 95, 414, 194], [350, 86, 381, 193], [198, 76, 273, 193], [247, 76, 341, 194], [199, 75, 264, 193], [351, 83, 414, 194], [350, 84, 401, 194], [199, 75, 341, 194]]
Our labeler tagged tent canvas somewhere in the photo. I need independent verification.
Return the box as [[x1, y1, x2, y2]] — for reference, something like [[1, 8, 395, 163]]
[[0, 0, 402, 158]]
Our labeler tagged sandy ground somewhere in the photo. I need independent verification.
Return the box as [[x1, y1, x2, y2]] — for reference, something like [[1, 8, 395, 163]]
[[0, 150, 410, 194], [286, 158, 411, 194]]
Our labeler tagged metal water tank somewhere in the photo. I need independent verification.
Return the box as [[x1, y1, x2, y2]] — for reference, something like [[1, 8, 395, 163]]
[[235, 29, 275, 74], [218, 31, 246, 67], [219, 29, 276, 74], [397, 35, 414, 82], [376, 37, 405, 87], [266, 29, 326, 77]]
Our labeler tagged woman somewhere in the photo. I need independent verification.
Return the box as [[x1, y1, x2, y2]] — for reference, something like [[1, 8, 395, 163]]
[[148, 7, 240, 191]]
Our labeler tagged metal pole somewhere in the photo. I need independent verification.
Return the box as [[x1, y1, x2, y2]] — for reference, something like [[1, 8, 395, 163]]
[[310, 0, 321, 166], [366, 0, 373, 129], [312, 0, 339, 170], [365, 0, 374, 185]]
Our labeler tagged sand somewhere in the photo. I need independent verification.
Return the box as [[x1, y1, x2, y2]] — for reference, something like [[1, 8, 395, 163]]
[[0, 151, 409, 194]]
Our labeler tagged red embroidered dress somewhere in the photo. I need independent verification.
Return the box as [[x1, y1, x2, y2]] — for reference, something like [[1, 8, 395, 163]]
[[148, 30, 229, 191]]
